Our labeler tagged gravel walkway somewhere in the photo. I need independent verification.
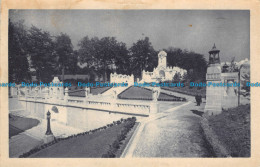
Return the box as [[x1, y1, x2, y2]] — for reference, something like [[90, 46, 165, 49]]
[[125, 92, 214, 157]]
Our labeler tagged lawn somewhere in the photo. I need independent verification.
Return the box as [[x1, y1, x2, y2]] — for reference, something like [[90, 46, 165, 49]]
[[162, 85, 206, 98], [9, 114, 40, 138], [68, 87, 111, 97], [28, 120, 136, 158], [118, 86, 185, 101], [208, 104, 250, 157]]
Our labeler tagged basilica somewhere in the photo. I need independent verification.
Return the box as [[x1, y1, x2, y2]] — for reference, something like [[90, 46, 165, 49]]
[[141, 51, 187, 83]]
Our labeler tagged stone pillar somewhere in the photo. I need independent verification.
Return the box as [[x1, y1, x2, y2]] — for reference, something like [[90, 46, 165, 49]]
[[152, 87, 160, 101], [46, 87, 49, 99], [64, 87, 69, 103], [204, 64, 223, 115], [85, 87, 90, 98], [26, 87, 30, 97], [150, 87, 160, 114], [34, 87, 39, 99], [43, 111, 54, 143], [39, 86, 42, 94], [17, 86, 20, 99]]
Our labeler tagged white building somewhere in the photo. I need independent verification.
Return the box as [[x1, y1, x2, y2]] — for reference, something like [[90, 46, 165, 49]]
[[141, 51, 187, 82]]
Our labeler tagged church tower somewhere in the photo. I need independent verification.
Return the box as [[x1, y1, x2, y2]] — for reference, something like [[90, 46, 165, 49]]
[[158, 51, 167, 68]]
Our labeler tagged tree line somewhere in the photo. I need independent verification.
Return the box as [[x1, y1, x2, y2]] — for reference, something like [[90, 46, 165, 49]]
[[9, 19, 207, 83]]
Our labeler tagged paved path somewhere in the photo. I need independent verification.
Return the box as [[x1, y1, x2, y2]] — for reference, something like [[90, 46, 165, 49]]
[[9, 119, 85, 158], [9, 98, 86, 157], [123, 92, 213, 157]]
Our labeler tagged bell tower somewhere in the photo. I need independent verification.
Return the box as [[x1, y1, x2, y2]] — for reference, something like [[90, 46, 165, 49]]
[[158, 51, 167, 68]]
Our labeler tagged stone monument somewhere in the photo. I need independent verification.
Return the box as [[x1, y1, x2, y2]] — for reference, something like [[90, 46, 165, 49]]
[[204, 44, 239, 115], [204, 44, 223, 115]]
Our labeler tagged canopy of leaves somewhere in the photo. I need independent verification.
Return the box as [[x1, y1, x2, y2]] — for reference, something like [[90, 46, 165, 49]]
[[166, 47, 207, 81], [26, 26, 56, 82], [129, 37, 157, 78], [9, 19, 208, 83], [78, 36, 129, 81], [8, 19, 30, 83]]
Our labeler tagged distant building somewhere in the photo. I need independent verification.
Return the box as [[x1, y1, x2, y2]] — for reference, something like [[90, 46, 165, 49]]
[[141, 51, 187, 82]]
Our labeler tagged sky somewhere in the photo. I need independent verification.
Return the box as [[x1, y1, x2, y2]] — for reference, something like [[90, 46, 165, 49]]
[[9, 10, 250, 62]]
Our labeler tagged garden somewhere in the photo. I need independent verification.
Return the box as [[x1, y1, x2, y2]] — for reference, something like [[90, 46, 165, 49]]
[[19, 117, 137, 158], [68, 86, 111, 97], [162, 84, 206, 98], [118, 86, 186, 101]]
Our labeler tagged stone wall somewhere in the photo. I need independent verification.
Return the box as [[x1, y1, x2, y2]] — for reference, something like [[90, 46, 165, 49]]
[[110, 73, 134, 85]]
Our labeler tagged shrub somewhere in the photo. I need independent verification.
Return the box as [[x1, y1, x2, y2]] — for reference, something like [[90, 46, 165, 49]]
[[19, 117, 136, 158]]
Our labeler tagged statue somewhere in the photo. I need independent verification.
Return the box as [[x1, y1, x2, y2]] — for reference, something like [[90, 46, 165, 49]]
[[152, 87, 160, 101]]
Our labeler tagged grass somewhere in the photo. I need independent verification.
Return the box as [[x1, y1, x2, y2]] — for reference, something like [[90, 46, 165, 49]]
[[68, 86, 111, 97], [118, 86, 185, 101], [162, 85, 206, 98], [28, 119, 136, 158], [9, 114, 40, 138], [207, 104, 250, 157]]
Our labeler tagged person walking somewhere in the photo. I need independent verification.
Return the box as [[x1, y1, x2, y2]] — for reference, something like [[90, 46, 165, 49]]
[[195, 94, 199, 106], [198, 94, 202, 106]]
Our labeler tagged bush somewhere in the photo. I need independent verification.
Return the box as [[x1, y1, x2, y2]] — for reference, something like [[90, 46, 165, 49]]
[[19, 117, 136, 158], [101, 117, 137, 158]]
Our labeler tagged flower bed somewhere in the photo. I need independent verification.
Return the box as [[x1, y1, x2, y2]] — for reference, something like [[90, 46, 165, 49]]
[[118, 86, 186, 101], [102, 117, 136, 158], [68, 86, 111, 97], [19, 117, 136, 158], [162, 86, 206, 98]]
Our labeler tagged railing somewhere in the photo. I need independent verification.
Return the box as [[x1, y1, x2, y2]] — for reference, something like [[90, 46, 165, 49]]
[[18, 87, 151, 116]]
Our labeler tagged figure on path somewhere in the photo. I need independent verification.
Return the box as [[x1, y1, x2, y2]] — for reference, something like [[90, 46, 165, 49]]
[[195, 94, 199, 106], [198, 94, 202, 106]]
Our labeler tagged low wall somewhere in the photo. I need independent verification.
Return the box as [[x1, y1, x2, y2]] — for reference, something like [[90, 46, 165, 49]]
[[17, 96, 150, 131], [200, 116, 230, 157]]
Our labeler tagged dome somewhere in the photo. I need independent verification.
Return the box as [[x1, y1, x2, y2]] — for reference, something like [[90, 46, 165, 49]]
[[158, 50, 167, 57]]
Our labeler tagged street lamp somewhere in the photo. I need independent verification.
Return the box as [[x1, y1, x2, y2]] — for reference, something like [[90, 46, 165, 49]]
[[45, 110, 53, 135], [43, 110, 54, 143]]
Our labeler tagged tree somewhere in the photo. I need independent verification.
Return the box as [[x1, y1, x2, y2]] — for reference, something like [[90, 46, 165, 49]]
[[27, 26, 56, 82], [8, 19, 30, 83], [54, 33, 74, 81], [166, 47, 207, 81], [173, 72, 181, 82], [129, 37, 157, 78], [78, 36, 128, 81]]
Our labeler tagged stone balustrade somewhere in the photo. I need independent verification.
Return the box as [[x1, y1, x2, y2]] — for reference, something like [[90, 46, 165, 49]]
[[19, 86, 153, 116]]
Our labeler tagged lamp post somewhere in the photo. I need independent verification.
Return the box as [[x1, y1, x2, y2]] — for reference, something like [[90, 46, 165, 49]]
[[45, 110, 53, 135], [44, 110, 54, 143]]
